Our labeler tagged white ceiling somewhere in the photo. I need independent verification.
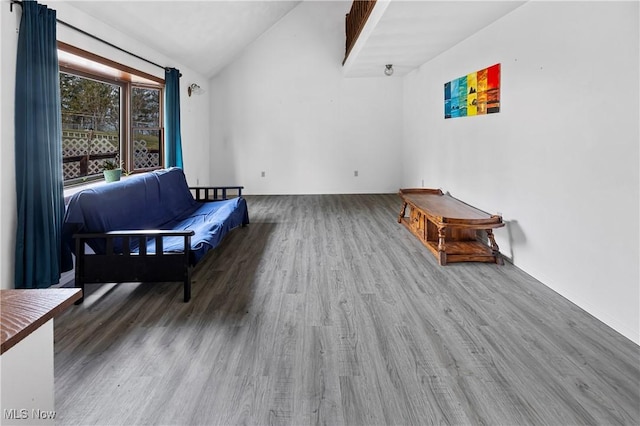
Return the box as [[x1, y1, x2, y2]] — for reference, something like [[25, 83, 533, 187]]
[[67, 0, 302, 78], [65, 0, 526, 79], [344, 0, 527, 78]]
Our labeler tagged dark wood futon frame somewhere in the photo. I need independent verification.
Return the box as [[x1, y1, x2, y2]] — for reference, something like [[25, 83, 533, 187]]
[[73, 186, 243, 304]]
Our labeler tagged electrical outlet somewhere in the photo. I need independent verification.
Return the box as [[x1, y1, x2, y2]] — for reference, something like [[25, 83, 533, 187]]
[[421, 179, 424, 187], [261, 171, 265, 177], [354, 170, 358, 177]]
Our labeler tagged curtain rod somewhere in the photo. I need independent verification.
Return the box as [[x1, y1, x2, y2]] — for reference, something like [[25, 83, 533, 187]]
[[10, 0, 166, 71]]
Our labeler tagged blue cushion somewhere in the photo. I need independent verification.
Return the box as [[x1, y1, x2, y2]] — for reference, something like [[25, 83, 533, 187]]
[[141, 197, 249, 263], [65, 168, 198, 230], [62, 168, 248, 265]]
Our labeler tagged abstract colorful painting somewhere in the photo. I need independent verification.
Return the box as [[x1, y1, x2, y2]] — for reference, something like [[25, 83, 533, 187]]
[[445, 63, 500, 119]]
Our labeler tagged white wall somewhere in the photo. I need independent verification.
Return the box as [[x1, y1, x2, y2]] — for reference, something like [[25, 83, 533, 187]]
[[1, 321, 55, 425], [1, 0, 21, 290], [210, 1, 403, 194], [402, 1, 639, 344], [0, 0, 212, 289]]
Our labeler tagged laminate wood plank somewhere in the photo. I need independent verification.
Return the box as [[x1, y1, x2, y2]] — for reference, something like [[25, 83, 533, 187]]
[[339, 375, 387, 425], [395, 325, 472, 425], [358, 293, 433, 425], [296, 325, 342, 426], [264, 293, 303, 425], [52, 194, 640, 425]]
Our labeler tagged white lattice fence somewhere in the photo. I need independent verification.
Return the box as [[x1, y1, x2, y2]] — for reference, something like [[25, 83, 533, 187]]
[[62, 130, 119, 180], [133, 139, 160, 169]]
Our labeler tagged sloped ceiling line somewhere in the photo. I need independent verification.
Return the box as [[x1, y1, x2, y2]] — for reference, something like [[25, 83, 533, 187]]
[[66, 1, 302, 78]]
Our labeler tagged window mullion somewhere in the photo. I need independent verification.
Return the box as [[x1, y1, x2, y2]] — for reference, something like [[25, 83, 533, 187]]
[[123, 82, 131, 174]]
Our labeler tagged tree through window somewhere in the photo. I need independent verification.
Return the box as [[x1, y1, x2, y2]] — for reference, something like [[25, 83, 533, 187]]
[[61, 73, 121, 182], [58, 43, 164, 185]]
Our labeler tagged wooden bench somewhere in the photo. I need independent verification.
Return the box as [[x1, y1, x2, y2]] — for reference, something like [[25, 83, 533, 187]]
[[398, 188, 504, 265]]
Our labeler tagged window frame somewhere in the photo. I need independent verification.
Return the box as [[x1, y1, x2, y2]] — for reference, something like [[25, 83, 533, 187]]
[[58, 42, 165, 186], [130, 84, 164, 174]]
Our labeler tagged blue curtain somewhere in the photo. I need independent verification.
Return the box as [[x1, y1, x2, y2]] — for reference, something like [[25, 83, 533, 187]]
[[164, 68, 183, 169], [14, 0, 65, 288]]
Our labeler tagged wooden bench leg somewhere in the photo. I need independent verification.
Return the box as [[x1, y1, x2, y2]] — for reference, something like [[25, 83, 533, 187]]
[[437, 226, 447, 266], [397, 202, 408, 223], [486, 229, 503, 265]]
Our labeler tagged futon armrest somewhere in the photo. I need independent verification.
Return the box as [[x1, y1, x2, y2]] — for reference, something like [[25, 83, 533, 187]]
[[189, 185, 244, 201], [72, 229, 196, 304], [73, 229, 195, 256], [83, 230, 195, 237]]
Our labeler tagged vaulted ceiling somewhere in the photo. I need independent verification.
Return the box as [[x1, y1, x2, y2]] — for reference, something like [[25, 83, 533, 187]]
[[66, 1, 526, 80], [67, 1, 302, 78]]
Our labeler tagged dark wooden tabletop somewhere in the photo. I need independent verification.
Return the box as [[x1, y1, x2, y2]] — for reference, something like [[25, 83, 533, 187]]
[[399, 188, 500, 223], [1, 288, 82, 354]]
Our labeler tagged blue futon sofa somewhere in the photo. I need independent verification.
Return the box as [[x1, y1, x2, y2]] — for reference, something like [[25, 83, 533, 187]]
[[63, 167, 249, 303]]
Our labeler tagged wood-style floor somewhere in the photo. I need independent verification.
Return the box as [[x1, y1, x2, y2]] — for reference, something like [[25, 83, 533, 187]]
[[54, 194, 640, 425]]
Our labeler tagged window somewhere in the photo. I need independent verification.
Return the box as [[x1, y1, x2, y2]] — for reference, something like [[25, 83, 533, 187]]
[[60, 72, 122, 182], [58, 42, 164, 185], [131, 87, 162, 170]]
